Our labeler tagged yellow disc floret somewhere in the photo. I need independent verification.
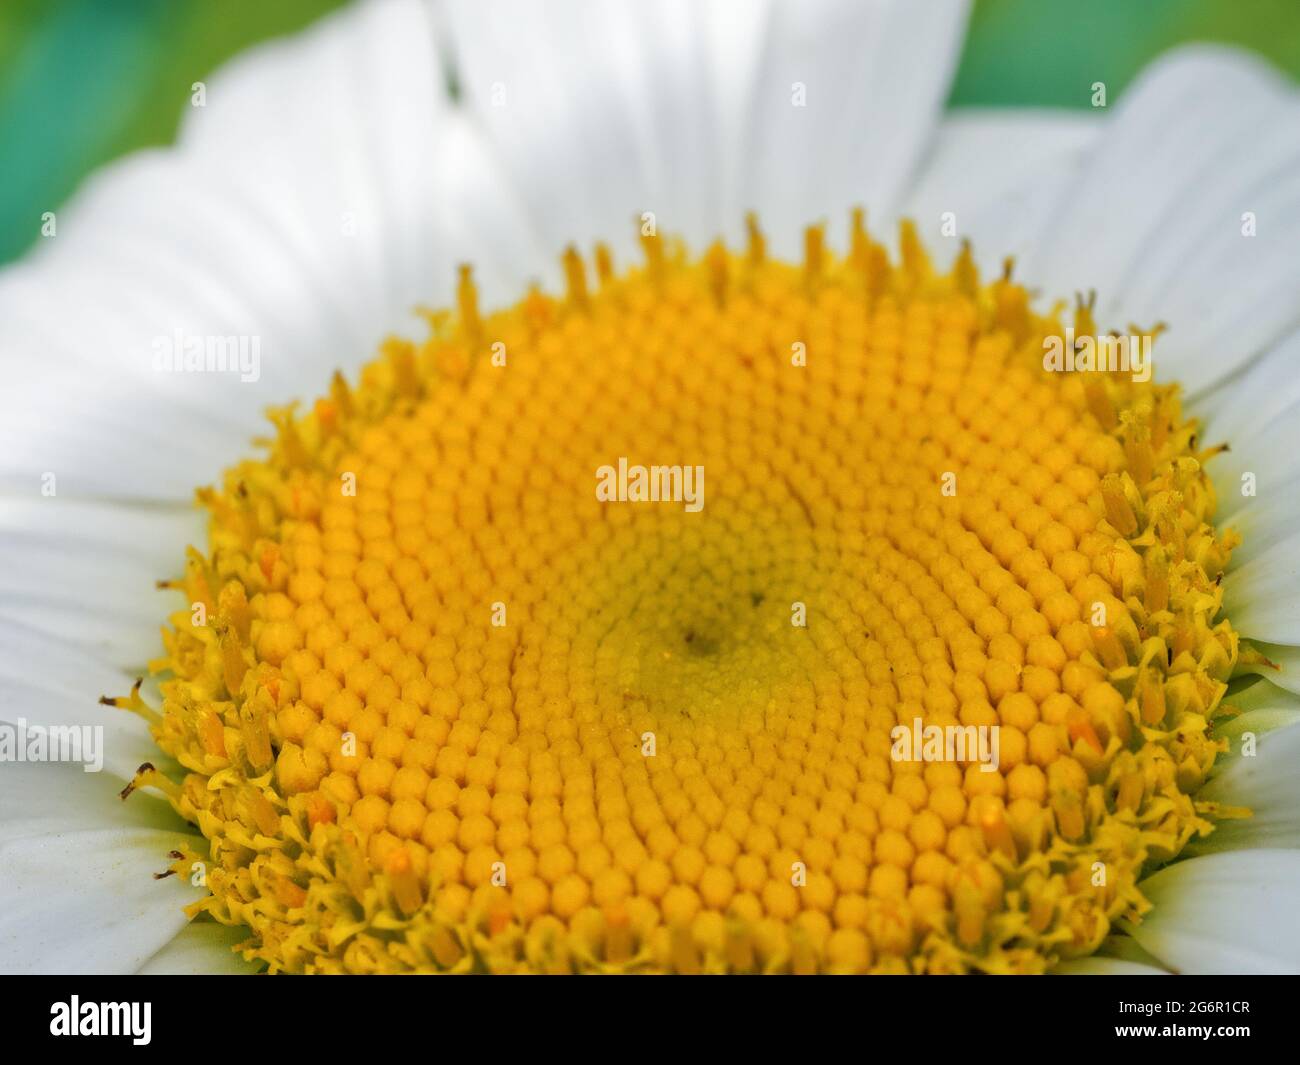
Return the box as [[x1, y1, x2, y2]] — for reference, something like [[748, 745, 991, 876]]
[[125, 211, 1241, 973]]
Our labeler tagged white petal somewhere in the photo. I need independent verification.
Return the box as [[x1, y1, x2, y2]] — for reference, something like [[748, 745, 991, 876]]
[[181, 0, 544, 314], [1052, 957, 1169, 976], [0, 189, 341, 500], [1020, 46, 1300, 396], [0, 0, 538, 500], [902, 110, 1100, 276], [443, 0, 674, 267], [0, 828, 204, 975], [1198, 330, 1300, 564], [138, 921, 259, 975], [1188, 699, 1300, 853], [1218, 479, 1300, 568], [422, 114, 553, 308], [1197, 328, 1300, 446], [0, 497, 201, 669], [1223, 675, 1300, 717], [0, 762, 206, 975], [1222, 532, 1300, 644], [1234, 641, 1300, 697], [1205, 404, 1300, 523], [0, 619, 160, 781], [0, 759, 178, 844], [444, 0, 969, 263], [1126, 850, 1300, 974], [736, 0, 971, 258], [1199, 334, 1300, 529]]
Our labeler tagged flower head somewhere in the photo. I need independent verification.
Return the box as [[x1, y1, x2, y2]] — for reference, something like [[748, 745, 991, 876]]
[[120, 216, 1241, 973]]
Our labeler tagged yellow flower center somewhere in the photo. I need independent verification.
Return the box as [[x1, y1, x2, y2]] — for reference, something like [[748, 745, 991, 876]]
[[123, 212, 1241, 973]]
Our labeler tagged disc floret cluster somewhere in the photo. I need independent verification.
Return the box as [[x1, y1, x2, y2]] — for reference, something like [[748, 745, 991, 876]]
[[117, 213, 1240, 973]]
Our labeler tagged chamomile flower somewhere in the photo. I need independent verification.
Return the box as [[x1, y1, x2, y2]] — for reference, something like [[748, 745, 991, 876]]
[[2, 0, 1299, 975]]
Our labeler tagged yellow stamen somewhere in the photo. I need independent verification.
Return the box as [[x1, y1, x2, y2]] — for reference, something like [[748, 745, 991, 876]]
[[562, 245, 589, 310], [745, 212, 766, 266]]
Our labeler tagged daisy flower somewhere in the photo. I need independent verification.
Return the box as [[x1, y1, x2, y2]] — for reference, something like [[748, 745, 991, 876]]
[[2, 0, 1299, 976]]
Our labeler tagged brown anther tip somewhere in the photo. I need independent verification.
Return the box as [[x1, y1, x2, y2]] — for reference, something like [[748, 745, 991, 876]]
[[132, 678, 143, 694], [154, 579, 169, 589], [168, 850, 185, 860], [98, 695, 115, 706], [137, 761, 155, 774], [153, 870, 176, 880], [118, 782, 134, 801]]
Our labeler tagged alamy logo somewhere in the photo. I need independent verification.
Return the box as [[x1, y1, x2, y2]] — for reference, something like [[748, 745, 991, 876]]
[[890, 717, 1001, 773], [1042, 327, 1151, 383], [50, 997, 151, 1045], [151, 329, 261, 382], [0, 719, 103, 772], [595, 458, 704, 512]]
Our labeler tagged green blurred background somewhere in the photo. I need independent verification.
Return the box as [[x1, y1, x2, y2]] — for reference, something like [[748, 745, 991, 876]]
[[2, 0, 1298, 266]]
